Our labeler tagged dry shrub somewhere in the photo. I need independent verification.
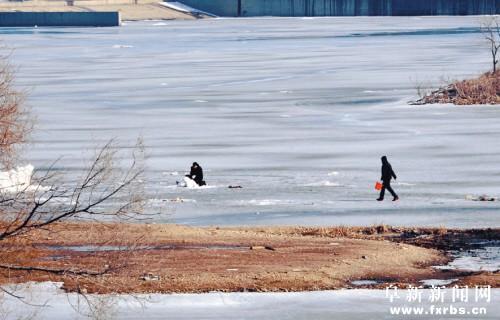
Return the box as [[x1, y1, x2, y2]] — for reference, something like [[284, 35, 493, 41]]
[[376, 224, 389, 234], [413, 71, 500, 105], [0, 45, 152, 306], [0, 51, 31, 168], [433, 226, 448, 236], [453, 71, 500, 105], [292, 226, 358, 238]]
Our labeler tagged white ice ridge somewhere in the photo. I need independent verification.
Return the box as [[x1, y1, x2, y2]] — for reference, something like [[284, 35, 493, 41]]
[[159, 2, 218, 17], [0, 164, 47, 193]]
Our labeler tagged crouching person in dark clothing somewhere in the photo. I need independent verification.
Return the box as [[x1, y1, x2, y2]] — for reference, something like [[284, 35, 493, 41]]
[[187, 162, 206, 186], [377, 156, 399, 202]]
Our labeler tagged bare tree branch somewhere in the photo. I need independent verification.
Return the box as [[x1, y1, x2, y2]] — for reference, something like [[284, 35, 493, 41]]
[[481, 16, 500, 73], [0, 44, 150, 307], [0, 47, 32, 168]]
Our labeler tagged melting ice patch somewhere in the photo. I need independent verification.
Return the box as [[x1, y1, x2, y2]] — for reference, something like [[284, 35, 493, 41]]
[[351, 280, 380, 286], [420, 279, 458, 287], [435, 241, 500, 272]]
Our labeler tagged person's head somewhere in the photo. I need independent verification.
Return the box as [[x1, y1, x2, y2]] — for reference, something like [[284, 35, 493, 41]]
[[192, 162, 199, 168], [381, 156, 388, 164]]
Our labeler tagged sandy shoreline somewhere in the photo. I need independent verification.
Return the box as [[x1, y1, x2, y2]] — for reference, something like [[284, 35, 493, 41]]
[[1, 222, 498, 294]]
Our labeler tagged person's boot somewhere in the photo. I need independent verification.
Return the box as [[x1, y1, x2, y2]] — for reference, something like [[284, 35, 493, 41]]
[[376, 198, 384, 201], [392, 196, 399, 202]]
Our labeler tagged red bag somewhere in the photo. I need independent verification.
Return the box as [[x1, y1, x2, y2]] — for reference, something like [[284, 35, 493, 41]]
[[375, 181, 383, 191]]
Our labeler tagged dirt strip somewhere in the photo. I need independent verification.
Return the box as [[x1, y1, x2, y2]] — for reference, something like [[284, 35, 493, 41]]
[[0, 222, 498, 294]]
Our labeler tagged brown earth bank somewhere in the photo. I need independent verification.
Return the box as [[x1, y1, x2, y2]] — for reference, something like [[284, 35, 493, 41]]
[[411, 71, 500, 105], [0, 222, 498, 294]]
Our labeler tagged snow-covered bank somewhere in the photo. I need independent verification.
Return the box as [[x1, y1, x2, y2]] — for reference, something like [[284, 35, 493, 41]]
[[1, 282, 498, 319], [0, 164, 46, 193]]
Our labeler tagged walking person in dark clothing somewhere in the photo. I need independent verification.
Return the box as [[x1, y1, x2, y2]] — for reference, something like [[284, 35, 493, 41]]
[[377, 156, 399, 201], [187, 162, 206, 186]]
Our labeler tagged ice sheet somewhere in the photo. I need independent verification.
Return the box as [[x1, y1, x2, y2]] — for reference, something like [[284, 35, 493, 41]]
[[1, 282, 498, 320], [1, 17, 499, 227]]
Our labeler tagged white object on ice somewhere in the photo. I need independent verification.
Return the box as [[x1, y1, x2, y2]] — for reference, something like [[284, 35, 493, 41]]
[[177, 176, 201, 189], [0, 164, 41, 193]]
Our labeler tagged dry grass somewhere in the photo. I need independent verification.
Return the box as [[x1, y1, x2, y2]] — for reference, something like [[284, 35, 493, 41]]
[[454, 72, 500, 105], [248, 224, 396, 239], [1, 222, 497, 294], [0, 222, 452, 294], [413, 71, 500, 105]]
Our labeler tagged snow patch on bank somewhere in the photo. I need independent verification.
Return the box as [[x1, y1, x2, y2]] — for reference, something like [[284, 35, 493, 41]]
[[0, 164, 48, 193], [420, 278, 458, 287]]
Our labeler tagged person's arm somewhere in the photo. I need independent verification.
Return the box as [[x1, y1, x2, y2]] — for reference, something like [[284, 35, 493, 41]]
[[391, 168, 397, 180]]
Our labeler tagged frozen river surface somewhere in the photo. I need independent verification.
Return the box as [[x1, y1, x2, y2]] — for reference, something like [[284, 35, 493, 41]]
[[2, 16, 500, 227], [1, 282, 498, 320]]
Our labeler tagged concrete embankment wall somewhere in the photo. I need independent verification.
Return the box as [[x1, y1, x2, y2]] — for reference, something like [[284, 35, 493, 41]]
[[0, 0, 156, 6], [177, 0, 500, 17], [0, 12, 120, 27]]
